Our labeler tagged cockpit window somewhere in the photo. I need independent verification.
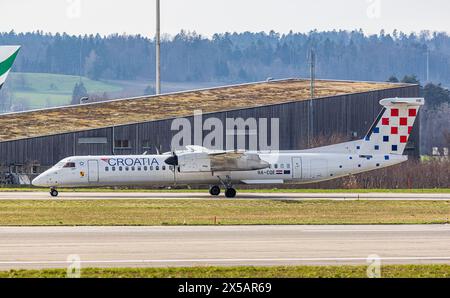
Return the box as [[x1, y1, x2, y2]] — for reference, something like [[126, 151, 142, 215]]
[[63, 162, 76, 168]]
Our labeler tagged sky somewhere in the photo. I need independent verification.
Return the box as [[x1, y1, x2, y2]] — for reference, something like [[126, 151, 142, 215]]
[[0, 0, 449, 37]]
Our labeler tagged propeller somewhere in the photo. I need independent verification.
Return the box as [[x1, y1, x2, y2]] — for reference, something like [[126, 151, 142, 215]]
[[164, 150, 179, 166], [164, 148, 179, 184], [164, 155, 178, 166]]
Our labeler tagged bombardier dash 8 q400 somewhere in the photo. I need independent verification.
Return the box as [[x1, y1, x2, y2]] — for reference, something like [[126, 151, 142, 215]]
[[33, 98, 424, 198]]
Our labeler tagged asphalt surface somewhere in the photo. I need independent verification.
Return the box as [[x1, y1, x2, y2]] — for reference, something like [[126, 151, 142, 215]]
[[0, 225, 449, 270], [0, 191, 449, 201]]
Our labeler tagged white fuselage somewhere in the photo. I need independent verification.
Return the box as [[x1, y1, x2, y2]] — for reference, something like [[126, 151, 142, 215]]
[[31, 97, 423, 192], [32, 152, 407, 188]]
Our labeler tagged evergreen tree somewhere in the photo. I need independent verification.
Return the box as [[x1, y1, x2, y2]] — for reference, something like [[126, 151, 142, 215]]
[[401, 75, 420, 84], [71, 81, 88, 105], [422, 83, 450, 108], [387, 75, 399, 83]]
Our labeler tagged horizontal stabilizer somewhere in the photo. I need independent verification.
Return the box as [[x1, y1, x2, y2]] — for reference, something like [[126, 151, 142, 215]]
[[379, 98, 425, 106]]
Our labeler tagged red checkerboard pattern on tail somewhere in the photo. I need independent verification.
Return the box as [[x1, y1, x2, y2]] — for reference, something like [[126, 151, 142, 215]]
[[360, 98, 425, 155]]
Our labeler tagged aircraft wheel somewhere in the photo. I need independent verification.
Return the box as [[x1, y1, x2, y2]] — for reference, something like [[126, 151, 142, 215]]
[[225, 188, 237, 198], [50, 188, 59, 197], [209, 185, 221, 196]]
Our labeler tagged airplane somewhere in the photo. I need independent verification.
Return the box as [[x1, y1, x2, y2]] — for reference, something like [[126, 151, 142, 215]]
[[0, 46, 21, 90], [32, 97, 425, 198]]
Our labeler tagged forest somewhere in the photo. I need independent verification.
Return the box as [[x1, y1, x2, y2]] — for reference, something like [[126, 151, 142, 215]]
[[0, 30, 449, 155], [1, 29, 450, 85]]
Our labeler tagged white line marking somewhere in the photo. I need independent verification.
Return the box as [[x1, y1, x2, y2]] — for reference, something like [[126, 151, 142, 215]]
[[1, 228, 448, 234], [1, 257, 450, 265]]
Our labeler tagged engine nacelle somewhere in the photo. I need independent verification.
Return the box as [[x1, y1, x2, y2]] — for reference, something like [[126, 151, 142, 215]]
[[177, 152, 211, 173], [211, 153, 269, 172], [168, 150, 270, 173]]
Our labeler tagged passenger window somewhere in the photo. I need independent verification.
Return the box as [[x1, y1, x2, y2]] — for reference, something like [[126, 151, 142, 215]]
[[156, 166, 160, 171], [287, 164, 291, 169], [144, 166, 148, 171], [162, 166, 166, 171], [137, 167, 141, 171], [150, 166, 154, 171], [131, 167, 135, 171], [105, 167, 109, 171], [63, 162, 76, 168], [274, 164, 278, 169], [112, 167, 116, 171], [281, 164, 285, 169], [125, 167, 129, 171], [119, 166, 123, 171]]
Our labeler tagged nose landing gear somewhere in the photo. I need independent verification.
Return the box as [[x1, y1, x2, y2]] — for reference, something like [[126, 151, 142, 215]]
[[50, 188, 59, 197]]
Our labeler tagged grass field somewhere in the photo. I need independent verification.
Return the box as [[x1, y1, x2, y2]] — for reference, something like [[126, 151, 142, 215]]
[[0, 200, 448, 226], [6, 73, 225, 110], [0, 187, 449, 193], [8, 72, 123, 109], [1, 265, 449, 278]]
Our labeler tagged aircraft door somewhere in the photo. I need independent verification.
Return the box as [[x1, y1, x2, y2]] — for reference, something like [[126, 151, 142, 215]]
[[88, 160, 99, 183], [292, 157, 302, 179]]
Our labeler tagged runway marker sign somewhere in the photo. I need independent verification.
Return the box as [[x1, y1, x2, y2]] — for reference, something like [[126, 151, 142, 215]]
[[66, 254, 81, 278]]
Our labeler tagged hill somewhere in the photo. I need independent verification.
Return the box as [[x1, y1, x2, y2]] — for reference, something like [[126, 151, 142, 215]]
[[7, 72, 123, 110]]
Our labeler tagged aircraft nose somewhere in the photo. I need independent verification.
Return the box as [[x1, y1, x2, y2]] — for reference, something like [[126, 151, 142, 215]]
[[32, 174, 46, 187]]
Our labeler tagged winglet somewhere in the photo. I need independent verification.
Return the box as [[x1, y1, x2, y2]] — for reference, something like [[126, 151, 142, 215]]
[[0, 45, 21, 90]]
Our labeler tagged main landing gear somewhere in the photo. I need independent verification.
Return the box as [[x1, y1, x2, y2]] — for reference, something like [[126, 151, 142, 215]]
[[210, 176, 237, 198], [50, 188, 59, 197], [209, 185, 237, 198], [224, 188, 237, 198], [209, 185, 221, 196]]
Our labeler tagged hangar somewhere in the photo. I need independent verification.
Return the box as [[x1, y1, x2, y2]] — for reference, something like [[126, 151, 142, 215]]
[[0, 78, 419, 184]]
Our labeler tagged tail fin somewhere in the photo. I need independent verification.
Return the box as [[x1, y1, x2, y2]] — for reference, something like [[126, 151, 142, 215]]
[[0, 46, 21, 90], [360, 98, 425, 155]]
